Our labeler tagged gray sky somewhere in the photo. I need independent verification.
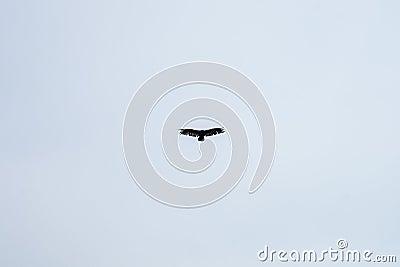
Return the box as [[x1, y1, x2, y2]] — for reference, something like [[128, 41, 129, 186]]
[[1, 1, 399, 266]]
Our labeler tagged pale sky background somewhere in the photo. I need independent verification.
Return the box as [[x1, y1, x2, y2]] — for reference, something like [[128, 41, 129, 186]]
[[1, 1, 399, 266]]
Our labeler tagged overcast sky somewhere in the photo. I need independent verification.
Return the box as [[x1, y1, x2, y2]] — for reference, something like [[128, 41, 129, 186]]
[[1, 1, 399, 266]]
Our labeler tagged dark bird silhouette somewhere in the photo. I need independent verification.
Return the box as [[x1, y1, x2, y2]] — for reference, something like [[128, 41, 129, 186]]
[[179, 127, 225, 141]]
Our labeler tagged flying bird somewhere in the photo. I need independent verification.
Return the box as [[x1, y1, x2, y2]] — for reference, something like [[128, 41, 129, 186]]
[[179, 127, 225, 142]]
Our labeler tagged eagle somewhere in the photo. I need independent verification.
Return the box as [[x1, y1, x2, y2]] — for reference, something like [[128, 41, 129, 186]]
[[179, 127, 225, 141]]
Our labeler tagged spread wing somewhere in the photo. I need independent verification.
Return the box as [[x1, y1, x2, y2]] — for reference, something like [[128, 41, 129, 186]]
[[204, 127, 225, 136], [179, 128, 200, 137]]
